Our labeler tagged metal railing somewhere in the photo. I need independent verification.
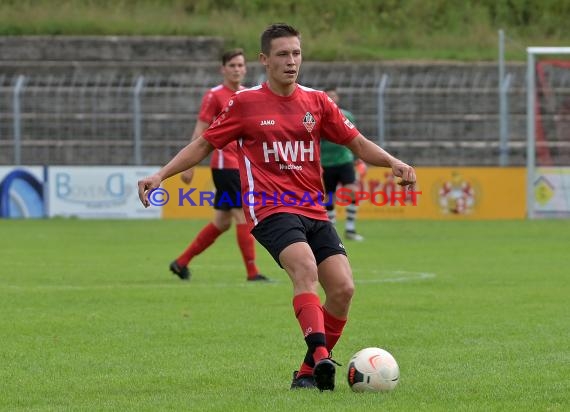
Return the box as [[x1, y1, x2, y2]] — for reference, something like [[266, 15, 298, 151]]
[[0, 67, 530, 167]]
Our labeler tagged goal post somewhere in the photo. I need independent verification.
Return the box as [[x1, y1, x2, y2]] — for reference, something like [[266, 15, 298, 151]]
[[527, 47, 570, 218]]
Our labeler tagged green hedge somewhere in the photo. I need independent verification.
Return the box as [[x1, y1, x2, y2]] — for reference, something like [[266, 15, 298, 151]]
[[1, 0, 569, 60]]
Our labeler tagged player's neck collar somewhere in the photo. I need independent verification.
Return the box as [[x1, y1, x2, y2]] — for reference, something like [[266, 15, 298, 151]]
[[263, 81, 298, 99]]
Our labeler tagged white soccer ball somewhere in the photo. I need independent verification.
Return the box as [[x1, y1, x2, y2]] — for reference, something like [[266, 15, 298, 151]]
[[347, 347, 400, 392]]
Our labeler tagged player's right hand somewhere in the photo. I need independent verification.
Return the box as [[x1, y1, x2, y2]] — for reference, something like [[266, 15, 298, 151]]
[[180, 168, 194, 185], [137, 174, 162, 208]]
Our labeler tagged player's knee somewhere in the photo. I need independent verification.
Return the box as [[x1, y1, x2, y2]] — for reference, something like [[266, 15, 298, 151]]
[[214, 220, 231, 232], [285, 257, 319, 289], [292, 258, 319, 280], [338, 280, 355, 303], [330, 278, 354, 306]]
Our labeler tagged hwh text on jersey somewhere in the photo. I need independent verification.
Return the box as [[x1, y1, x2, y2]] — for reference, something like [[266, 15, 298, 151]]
[[262, 141, 314, 162]]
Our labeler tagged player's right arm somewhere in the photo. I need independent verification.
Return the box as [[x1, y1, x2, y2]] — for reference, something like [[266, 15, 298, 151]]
[[138, 136, 214, 207], [180, 119, 211, 184]]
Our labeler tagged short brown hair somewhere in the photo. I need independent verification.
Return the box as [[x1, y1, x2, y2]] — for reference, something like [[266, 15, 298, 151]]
[[260, 23, 300, 55], [222, 48, 245, 65]]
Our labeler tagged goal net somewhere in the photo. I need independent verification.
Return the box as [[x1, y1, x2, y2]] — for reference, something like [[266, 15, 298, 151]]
[[527, 47, 570, 218]]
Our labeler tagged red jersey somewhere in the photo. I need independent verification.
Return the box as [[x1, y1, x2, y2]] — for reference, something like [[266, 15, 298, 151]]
[[198, 84, 244, 169], [203, 82, 360, 226]]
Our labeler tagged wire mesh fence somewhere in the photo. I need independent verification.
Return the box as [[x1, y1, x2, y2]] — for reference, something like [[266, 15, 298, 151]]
[[0, 64, 531, 167]]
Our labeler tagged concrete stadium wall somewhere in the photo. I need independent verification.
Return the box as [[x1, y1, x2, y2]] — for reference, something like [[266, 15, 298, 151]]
[[0, 36, 543, 167]]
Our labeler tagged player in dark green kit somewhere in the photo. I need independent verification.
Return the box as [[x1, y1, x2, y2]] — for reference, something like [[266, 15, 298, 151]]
[[321, 87, 365, 241]]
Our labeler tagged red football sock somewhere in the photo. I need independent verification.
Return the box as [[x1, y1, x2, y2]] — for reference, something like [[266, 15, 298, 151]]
[[293, 293, 328, 377], [323, 307, 347, 352], [293, 293, 326, 338], [176, 223, 222, 267], [236, 224, 259, 278], [297, 365, 314, 378], [297, 346, 329, 378]]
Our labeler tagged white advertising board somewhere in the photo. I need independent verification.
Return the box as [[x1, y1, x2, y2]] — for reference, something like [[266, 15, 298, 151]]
[[533, 167, 570, 217], [47, 166, 161, 219]]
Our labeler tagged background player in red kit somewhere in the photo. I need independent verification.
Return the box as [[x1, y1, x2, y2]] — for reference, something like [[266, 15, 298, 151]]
[[138, 24, 416, 391], [169, 49, 268, 282]]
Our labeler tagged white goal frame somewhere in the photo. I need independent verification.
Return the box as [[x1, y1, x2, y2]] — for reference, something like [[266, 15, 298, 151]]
[[526, 47, 570, 218]]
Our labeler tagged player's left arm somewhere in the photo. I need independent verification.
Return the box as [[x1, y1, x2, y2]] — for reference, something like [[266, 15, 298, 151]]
[[346, 134, 416, 187]]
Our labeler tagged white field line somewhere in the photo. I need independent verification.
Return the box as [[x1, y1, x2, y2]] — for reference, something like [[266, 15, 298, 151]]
[[354, 270, 436, 284], [1, 270, 435, 291]]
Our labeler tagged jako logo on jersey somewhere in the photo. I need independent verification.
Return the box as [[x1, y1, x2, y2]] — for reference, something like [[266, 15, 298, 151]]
[[260, 120, 275, 126], [303, 112, 316, 133], [344, 118, 355, 129], [262, 141, 314, 162]]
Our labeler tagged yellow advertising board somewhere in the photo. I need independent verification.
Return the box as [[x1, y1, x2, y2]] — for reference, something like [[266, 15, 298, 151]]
[[339, 167, 526, 220], [161, 168, 218, 219], [161, 167, 526, 220]]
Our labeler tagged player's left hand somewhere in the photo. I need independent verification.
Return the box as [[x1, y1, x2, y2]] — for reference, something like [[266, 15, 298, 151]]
[[390, 159, 416, 189]]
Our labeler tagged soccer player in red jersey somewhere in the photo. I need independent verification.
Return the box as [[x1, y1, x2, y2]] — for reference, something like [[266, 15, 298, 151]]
[[138, 24, 416, 391], [169, 49, 269, 282]]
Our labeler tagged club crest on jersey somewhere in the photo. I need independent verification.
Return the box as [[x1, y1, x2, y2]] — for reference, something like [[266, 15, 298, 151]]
[[303, 112, 316, 133]]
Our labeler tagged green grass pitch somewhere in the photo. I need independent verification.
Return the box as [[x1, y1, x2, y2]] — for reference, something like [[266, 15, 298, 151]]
[[1, 219, 568, 411]]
